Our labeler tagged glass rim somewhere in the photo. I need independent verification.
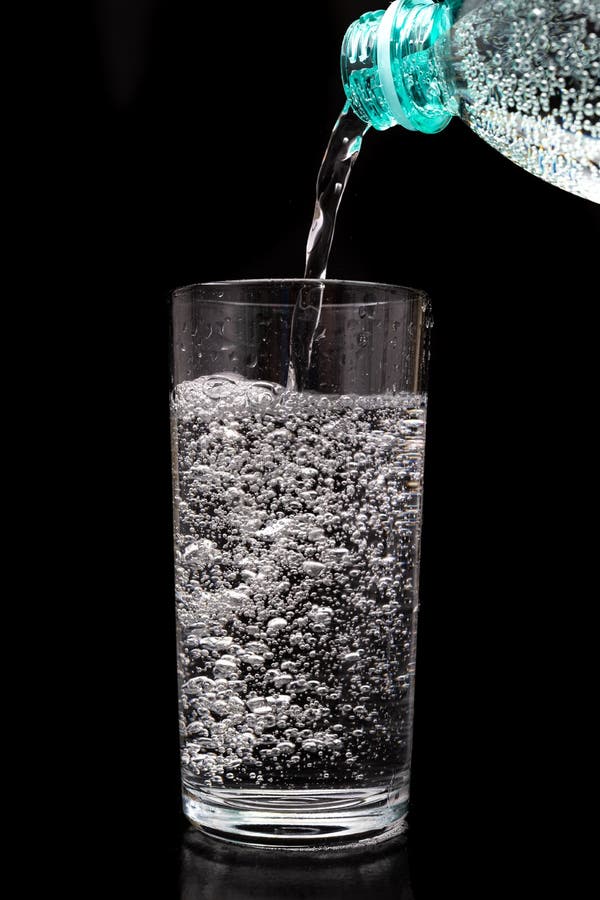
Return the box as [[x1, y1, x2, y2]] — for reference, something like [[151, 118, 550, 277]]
[[170, 278, 429, 308]]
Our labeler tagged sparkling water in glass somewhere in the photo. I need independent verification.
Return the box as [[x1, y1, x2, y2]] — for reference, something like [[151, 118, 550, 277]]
[[170, 279, 431, 848]]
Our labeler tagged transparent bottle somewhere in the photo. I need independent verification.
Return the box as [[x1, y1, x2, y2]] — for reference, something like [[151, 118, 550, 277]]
[[341, 0, 600, 202]]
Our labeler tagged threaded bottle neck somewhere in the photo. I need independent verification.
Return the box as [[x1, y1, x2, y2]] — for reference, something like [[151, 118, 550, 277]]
[[341, 0, 458, 134]]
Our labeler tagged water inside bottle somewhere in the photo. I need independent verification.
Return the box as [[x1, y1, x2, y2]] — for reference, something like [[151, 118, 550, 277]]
[[446, 0, 599, 202]]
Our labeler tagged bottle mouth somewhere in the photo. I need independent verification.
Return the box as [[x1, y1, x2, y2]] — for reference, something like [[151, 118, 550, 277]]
[[340, 8, 392, 130], [341, 0, 456, 133], [376, 0, 421, 131]]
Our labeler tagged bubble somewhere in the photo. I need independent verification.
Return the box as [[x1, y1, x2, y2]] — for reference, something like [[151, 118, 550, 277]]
[[256, 519, 292, 540], [209, 699, 231, 717], [302, 560, 325, 576], [189, 738, 218, 752], [213, 657, 239, 679], [228, 696, 246, 713], [331, 547, 352, 564], [186, 722, 208, 737], [201, 374, 242, 400], [246, 697, 273, 714], [246, 381, 284, 407], [309, 605, 334, 625], [277, 741, 295, 755], [266, 694, 292, 710], [241, 653, 265, 669], [182, 676, 215, 695], [199, 635, 233, 651]]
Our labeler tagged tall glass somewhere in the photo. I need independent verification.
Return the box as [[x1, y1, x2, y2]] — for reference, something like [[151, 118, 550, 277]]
[[170, 279, 431, 848]]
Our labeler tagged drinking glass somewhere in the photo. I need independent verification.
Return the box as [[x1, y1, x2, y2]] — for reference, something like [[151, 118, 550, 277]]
[[170, 279, 431, 847]]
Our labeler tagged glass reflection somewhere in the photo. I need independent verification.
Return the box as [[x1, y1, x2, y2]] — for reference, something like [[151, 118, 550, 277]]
[[180, 827, 414, 900]]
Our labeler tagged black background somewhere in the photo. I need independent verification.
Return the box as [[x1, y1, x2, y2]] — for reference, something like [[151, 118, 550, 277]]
[[63, 1, 598, 896]]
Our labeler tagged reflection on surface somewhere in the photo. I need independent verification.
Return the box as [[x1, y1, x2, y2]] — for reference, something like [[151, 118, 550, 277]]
[[180, 827, 414, 900]]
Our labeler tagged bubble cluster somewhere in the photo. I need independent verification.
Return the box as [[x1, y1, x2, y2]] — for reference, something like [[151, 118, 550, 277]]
[[450, 0, 599, 202], [172, 374, 426, 791]]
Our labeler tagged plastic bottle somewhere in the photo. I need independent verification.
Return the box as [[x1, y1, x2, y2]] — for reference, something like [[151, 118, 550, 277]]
[[341, 0, 599, 202]]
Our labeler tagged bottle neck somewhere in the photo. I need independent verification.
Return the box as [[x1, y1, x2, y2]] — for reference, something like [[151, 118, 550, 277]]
[[341, 0, 459, 134]]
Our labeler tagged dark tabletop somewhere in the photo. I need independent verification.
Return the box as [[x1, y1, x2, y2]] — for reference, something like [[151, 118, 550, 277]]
[[113, 808, 518, 900], [179, 827, 415, 900]]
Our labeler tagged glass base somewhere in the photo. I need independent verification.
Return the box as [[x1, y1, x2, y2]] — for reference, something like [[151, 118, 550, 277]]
[[183, 785, 409, 849]]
